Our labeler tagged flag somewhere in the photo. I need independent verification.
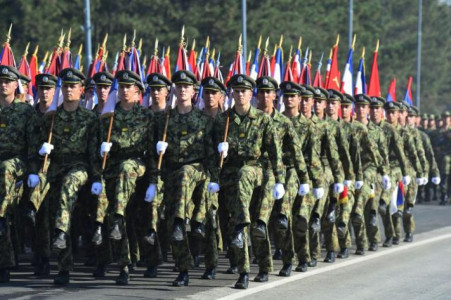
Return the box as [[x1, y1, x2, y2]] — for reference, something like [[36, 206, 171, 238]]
[[291, 49, 301, 83], [354, 55, 366, 95], [18, 49, 33, 102], [403, 76, 413, 106], [367, 43, 381, 97], [313, 53, 324, 88], [249, 47, 260, 80], [188, 42, 197, 74], [258, 54, 271, 78], [162, 47, 171, 78], [325, 44, 341, 90], [272, 47, 283, 84], [397, 181, 405, 208], [175, 42, 189, 72], [101, 50, 126, 116], [386, 78, 397, 102], [340, 48, 354, 95], [29, 47, 38, 98], [338, 186, 349, 205], [324, 50, 332, 88]]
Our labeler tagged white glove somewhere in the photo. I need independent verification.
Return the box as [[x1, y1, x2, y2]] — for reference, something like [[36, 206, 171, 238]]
[[334, 183, 344, 194], [382, 175, 391, 190], [156, 141, 168, 155], [422, 177, 428, 185], [415, 178, 422, 185], [355, 181, 364, 190], [207, 182, 220, 193], [344, 180, 353, 188], [298, 183, 310, 196], [313, 187, 325, 199], [27, 174, 40, 188], [431, 177, 441, 185], [91, 182, 102, 195], [218, 142, 229, 158], [100, 142, 112, 158], [273, 183, 285, 200], [38, 142, 54, 156], [402, 175, 411, 186], [144, 184, 157, 203]]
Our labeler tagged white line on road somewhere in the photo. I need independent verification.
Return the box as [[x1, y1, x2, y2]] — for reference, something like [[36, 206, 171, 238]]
[[191, 227, 451, 300]]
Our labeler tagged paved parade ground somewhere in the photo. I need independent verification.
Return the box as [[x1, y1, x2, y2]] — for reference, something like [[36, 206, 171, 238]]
[[1, 202, 450, 300]]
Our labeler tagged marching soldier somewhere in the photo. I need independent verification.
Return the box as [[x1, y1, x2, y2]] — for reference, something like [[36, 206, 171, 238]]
[[209, 74, 285, 289], [0, 65, 38, 283], [92, 71, 113, 115], [37, 68, 99, 284]]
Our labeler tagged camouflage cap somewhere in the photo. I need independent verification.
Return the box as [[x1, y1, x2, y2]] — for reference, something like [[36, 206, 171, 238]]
[[398, 100, 410, 111], [311, 86, 326, 99], [35, 73, 58, 87], [421, 113, 429, 120], [370, 96, 386, 108], [59, 68, 86, 84], [327, 89, 345, 102], [84, 77, 96, 89], [408, 106, 419, 116], [256, 76, 278, 91], [93, 71, 114, 86], [147, 72, 171, 87], [354, 94, 371, 105], [280, 81, 303, 96], [172, 70, 198, 86], [384, 101, 401, 111], [429, 114, 435, 120], [228, 74, 256, 90], [116, 70, 141, 85], [19, 73, 31, 84], [341, 93, 355, 106], [442, 111, 450, 118], [0, 65, 21, 81], [201, 76, 226, 93]]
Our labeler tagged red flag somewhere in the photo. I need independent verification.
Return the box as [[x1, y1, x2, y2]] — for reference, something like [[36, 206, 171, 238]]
[[283, 60, 294, 82], [367, 42, 381, 97], [386, 78, 397, 102], [313, 68, 323, 87], [258, 54, 270, 77], [163, 47, 171, 78], [325, 44, 341, 90]]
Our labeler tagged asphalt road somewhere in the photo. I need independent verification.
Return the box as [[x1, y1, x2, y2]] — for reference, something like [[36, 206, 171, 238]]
[[1, 201, 450, 300]]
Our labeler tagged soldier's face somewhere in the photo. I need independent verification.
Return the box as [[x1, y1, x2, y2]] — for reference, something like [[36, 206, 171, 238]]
[[95, 85, 111, 102], [62, 83, 83, 101], [326, 100, 340, 117], [232, 88, 252, 106], [313, 99, 325, 115], [256, 89, 276, 110], [356, 104, 369, 121], [398, 111, 407, 125], [444, 116, 450, 127], [150, 86, 169, 104], [283, 94, 299, 110], [341, 105, 352, 122], [203, 89, 221, 109], [407, 115, 416, 127], [370, 107, 383, 123], [0, 79, 18, 97], [118, 83, 137, 102], [175, 83, 195, 104], [421, 119, 428, 128], [386, 110, 398, 124], [429, 120, 435, 127], [300, 97, 313, 116], [37, 86, 55, 103]]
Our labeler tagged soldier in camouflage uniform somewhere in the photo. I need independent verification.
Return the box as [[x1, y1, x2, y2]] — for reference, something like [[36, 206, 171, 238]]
[[0, 65, 38, 283], [396, 102, 427, 242], [23, 74, 58, 276], [322, 89, 355, 262], [152, 70, 215, 287], [139, 73, 172, 278], [36, 68, 99, 285], [276, 81, 323, 275], [353, 94, 390, 253], [92, 70, 153, 285], [250, 77, 309, 281], [431, 111, 451, 204], [209, 74, 285, 289], [92, 71, 113, 115]]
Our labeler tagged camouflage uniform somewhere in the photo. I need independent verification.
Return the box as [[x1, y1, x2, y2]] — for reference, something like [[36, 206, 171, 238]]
[[0, 99, 37, 270], [43, 104, 99, 272], [252, 109, 309, 273], [420, 130, 440, 201], [431, 126, 451, 202], [95, 103, 153, 270], [213, 106, 285, 274]]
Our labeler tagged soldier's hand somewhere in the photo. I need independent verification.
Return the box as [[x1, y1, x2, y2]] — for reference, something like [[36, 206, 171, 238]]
[[334, 183, 344, 194], [27, 174, 40, 188], [344, 180, 353, 188], [298, 183, 310, 196], [415, 178, 423, 185], [218, 142, 229, 158], [402, 175, 411, 186], [156, 141, 168, 155], [207, 182, 220, 193], [145, 184, 157, 202], [431, 177, 441, 185], [382, 175, 391, 190], [91, 182, 102, 195], [100, 142, 113, 158], [421, 177, 428, 185], [273, 183, 285, 200], [355, 181, 364, 190], [38, 142, 54, 156], [313, 187, 325, 199]]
